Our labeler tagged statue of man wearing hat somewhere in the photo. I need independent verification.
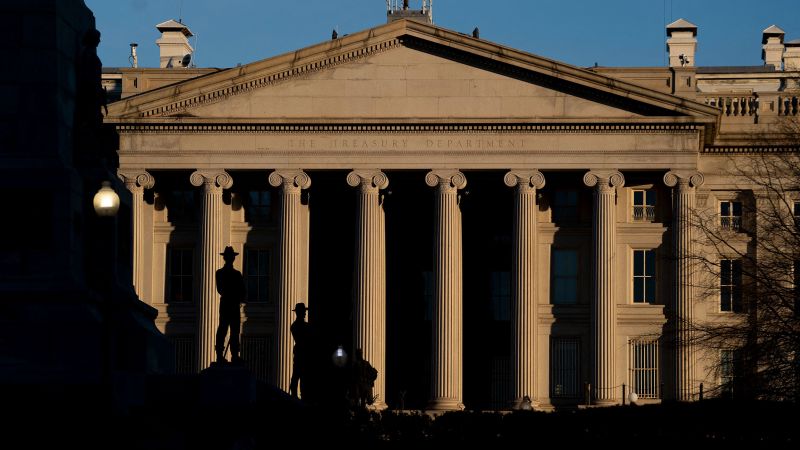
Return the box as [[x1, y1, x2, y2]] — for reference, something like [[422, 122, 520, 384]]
[[215, 246, 246, 364], [289, 302, 311, 398]]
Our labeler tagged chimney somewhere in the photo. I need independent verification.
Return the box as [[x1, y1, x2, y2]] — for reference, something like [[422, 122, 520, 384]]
[[762, 25, 785, 69], [785, 39, 800, 71], [155, 19, 193, 68], [666, 18, 697, 68]]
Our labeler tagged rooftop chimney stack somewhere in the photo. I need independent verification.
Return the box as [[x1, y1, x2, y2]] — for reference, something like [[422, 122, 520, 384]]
[[762, 25, 785, 70], [784, 39, 800, 71], [155, 19, 194, 68], [387, 0, 432, 25], [666, 19, 697, 68], [129, 42, 138, 68]]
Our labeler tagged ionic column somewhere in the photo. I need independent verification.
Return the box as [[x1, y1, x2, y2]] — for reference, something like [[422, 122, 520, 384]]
[[504, 170, 545, 409], [583, 170, 624, 405], [269, 170, 311, 392], [118, 170, 155, 300], [347, 170, 390, 410], [425, 170, 467, 411], [664, 171, 703, 401], [190, 170, 233, 370]]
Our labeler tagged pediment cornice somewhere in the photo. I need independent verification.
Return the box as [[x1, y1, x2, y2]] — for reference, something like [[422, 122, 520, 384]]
[[106, 19, 720, 132]]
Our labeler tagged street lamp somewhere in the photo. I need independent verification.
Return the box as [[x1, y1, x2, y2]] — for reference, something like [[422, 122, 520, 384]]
[[93, 181, 120, 216]]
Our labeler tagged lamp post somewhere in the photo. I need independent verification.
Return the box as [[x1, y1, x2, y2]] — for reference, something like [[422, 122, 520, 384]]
[[92, 180, 120, 411]]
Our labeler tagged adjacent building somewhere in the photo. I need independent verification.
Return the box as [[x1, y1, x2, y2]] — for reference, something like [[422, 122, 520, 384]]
[[103, 4, 800, 410]]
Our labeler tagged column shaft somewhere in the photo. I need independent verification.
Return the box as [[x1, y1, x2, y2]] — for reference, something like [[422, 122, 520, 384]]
[[584, 171, 624, 404], [190, 170, 233, 371], [348, 170, 389, 409], [425, 170, 467, 411], [119, 171, 154, 300], [505, 171, 545, 408], [664, 171, 703, 401], [269, 170, 311, 392]]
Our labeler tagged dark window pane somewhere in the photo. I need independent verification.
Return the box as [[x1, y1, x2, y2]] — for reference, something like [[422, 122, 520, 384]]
[[721, 260, 731, 285], [733, 202, 742, 216], [633, 190, 643, 205], [634, 278, 644, 303], [634, 251, 643, 275], [646, 190, 656, 205], [721, 202, 730, 216], [645, 278, 656, 303], [646, 250, 656, 276], [721, 286, 732, 311]]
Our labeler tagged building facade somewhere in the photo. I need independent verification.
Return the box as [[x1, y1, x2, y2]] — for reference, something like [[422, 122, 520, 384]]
[[104, 11, 800, 410]]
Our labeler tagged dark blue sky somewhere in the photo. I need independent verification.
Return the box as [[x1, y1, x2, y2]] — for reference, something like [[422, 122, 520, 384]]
[[86, 0, 800, 69]]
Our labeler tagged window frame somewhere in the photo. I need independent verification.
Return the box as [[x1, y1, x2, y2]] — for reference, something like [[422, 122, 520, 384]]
[[719, 200, 742, 231], [631, 189, 656, 222], [551, 190, 579, 223], [551, 248, 579, 305], [244, 248, 271, 303], [628, 338, 660, 400], [166, 246, 194, 303], [632, 249, 657, 304], [719, 258, 743, 313]]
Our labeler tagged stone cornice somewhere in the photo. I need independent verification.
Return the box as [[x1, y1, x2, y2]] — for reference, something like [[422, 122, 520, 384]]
[[115, 123, 701, 135], [704, 145, 800, 154]]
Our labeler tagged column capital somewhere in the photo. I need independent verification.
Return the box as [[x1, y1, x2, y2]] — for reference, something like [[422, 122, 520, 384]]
[[583, 170, 625, 190], [664, 171, 704, 189], [190, 170, 233, 192], [504, 170, 545, 191], [118, 170, 155, 193], [268, 170, 311, 192], [425, 170, 467, 192], [346, 170, 389, 192]]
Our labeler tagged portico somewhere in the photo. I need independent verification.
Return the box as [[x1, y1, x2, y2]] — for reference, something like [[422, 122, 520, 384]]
[[106, 19, 719, 409]]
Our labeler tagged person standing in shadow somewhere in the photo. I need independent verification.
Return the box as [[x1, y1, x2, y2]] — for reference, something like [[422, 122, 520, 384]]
[[351, 348, 378, 409], [290, 302, 311, 398], [215, 246, 246, 364]]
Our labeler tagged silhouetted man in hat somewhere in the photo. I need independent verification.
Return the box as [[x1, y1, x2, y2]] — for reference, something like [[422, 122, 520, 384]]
[[290, 302, 311, 398], [215, 246, 246, 364]]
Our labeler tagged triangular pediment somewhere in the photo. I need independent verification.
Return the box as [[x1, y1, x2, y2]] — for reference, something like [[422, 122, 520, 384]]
[[107, 20, 719, 125]]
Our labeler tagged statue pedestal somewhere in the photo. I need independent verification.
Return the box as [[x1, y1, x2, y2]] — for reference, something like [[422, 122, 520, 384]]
[[199, 364, 257, 406]]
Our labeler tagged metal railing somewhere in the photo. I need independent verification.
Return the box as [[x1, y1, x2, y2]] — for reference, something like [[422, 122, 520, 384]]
[[632, 205, 655, 222], [720, 216, 742, 231]]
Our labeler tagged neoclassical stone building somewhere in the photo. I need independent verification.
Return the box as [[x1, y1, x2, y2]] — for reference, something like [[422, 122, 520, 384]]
[[104, 10, 800, 410]]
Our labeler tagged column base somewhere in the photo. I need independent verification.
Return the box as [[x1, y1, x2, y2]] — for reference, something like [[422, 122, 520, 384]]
[[369, 401, 389, 412], [510, 396, 538, 411], [426, 398, 465, 412]]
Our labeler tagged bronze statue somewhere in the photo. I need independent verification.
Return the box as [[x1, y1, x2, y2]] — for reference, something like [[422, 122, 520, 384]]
[[290, 302, 311, 398], [215, 246, 246, 364]]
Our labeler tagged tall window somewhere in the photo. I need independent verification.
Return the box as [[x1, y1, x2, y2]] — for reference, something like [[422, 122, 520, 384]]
[[628, 339, 660, 399], [552, 190, 579, 222], [552, 249, 578, 304], [246, 191, 273, 224], [632, 189, 656, 222], [720, 259, 743, 312], [245, 249, 270, 302], [170, 335, 196, 375], [167, 247, 194, 303], [720, 200, 742, 231], [490, 271, 511, 321], [550, 337, 581, 398], [794, 202, 800, 228], [633, 249, 656, 304], [720, 349, 742, 396]]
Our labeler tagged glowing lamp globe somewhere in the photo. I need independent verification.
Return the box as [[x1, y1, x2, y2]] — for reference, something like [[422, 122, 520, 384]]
[[332, 345, 348, 368], [93, 181, 120, 217], [629, 392, 639, 403]]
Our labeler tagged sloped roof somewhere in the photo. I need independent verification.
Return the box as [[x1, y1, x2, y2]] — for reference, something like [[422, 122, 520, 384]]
[[156, 19, 193, 36], [107, 19, 719, 126], [666, 18, 697, 36]]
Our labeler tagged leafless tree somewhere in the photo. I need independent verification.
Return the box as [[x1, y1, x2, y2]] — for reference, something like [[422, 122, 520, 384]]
[[689, 122, 800, 401]]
